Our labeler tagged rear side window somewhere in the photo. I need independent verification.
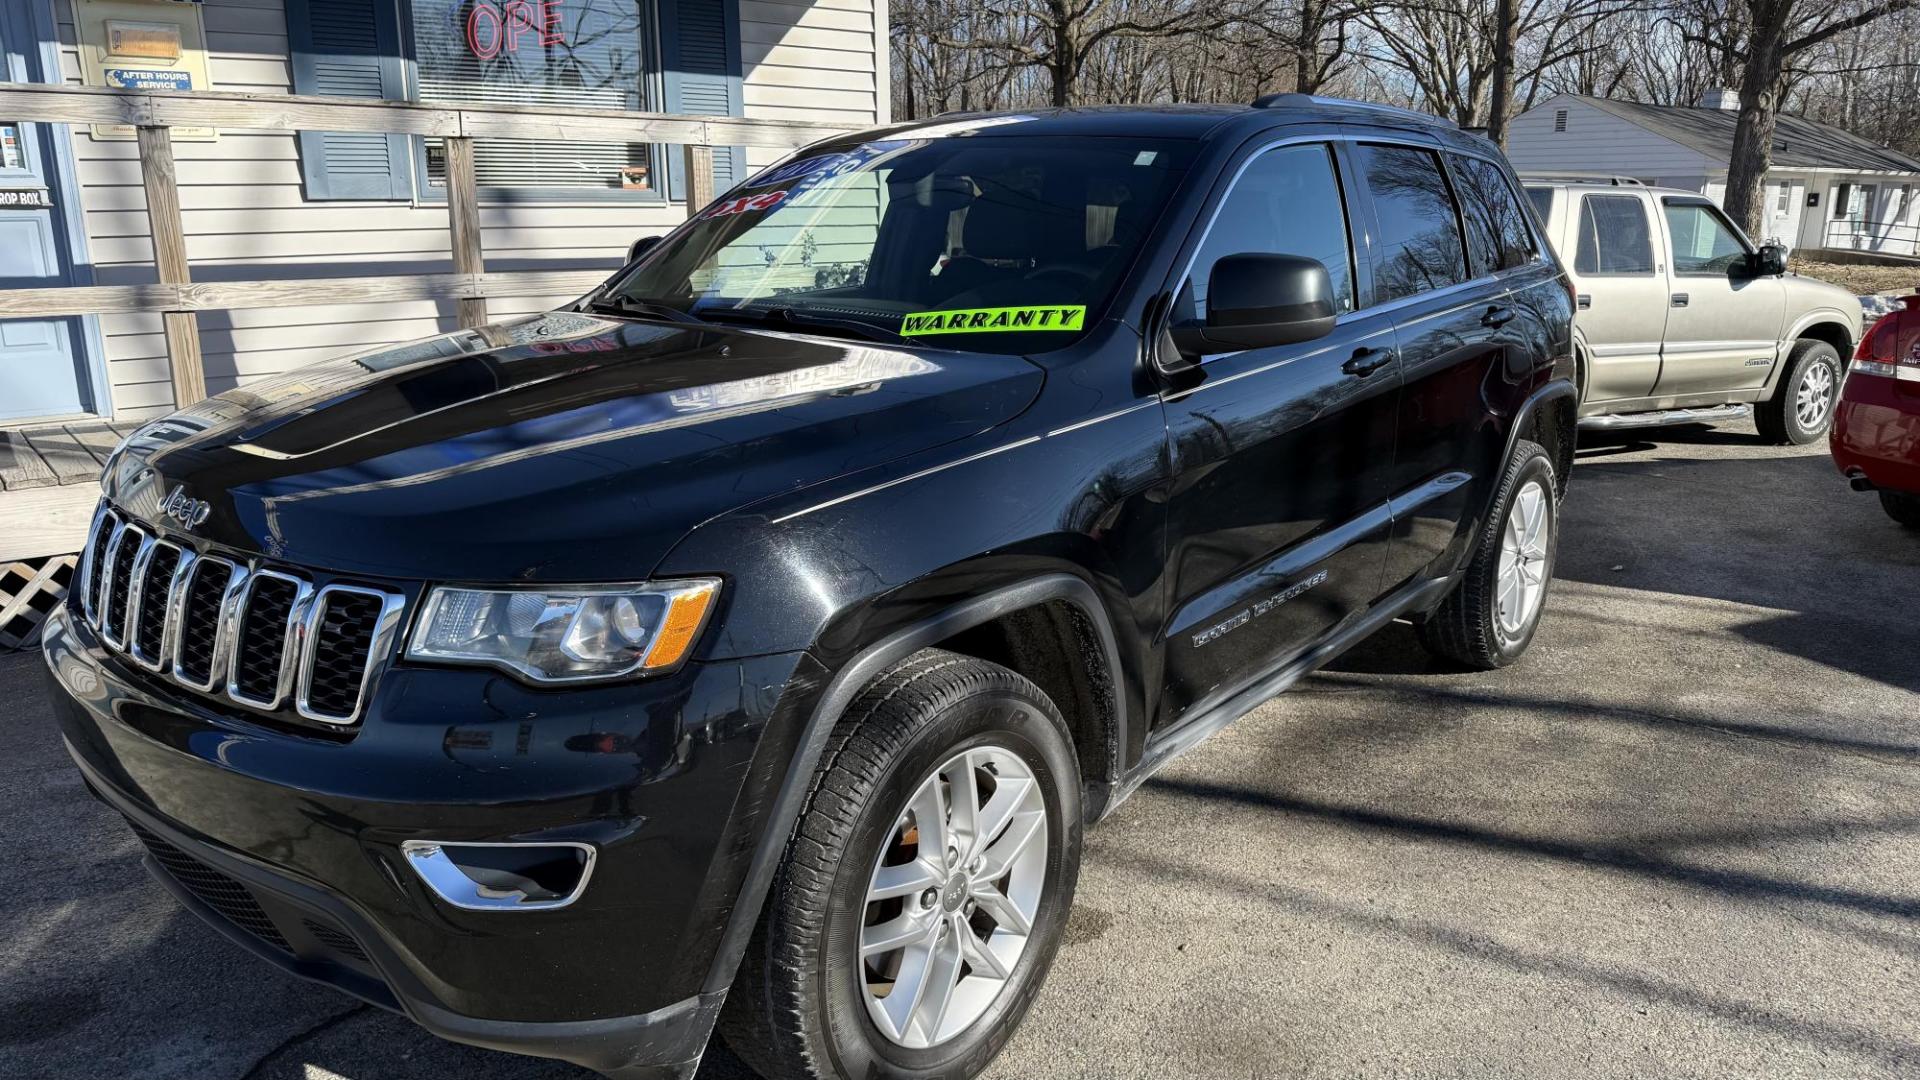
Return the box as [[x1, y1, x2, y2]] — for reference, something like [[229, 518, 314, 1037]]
[[1185, 142, 1356, 317], [1576, 195, 1655, 275], [1449, 154, 1535, 275], [1663, 200, 1750, 275], [1526, 187, 1553, 222], [1356, 144, 1467, 303]]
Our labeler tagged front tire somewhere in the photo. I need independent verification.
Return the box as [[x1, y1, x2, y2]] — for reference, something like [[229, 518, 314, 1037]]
[[1882, 490, 1920, 529], [719, 650, 1082, 1080], [1757, 339, 1841, 445], [1417, 439, 1559, 669]]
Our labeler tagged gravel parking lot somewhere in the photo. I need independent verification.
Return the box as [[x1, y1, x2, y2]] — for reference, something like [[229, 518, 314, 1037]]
[[4, 421, 1918, 1080]]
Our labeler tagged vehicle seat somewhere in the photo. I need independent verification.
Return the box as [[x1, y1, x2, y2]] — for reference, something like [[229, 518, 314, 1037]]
[[933, 192, 1056, 303]]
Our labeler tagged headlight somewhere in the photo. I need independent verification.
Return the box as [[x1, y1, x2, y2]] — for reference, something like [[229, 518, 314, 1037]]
[[406, 579, 720, 683]]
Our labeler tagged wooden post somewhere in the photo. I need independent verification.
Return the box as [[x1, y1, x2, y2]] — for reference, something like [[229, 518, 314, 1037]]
[[136, 125, 205, 408], [684, 144, 715, 219], [444, 135, 487, 328]]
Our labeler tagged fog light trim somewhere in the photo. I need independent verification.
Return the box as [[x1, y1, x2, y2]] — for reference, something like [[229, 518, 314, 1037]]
[[401, 840, 597, 912]]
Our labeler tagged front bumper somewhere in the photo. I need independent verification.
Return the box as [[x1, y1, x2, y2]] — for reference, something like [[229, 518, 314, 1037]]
[[1832, 373, 1920, 495], [41, 604, 815, 1077]]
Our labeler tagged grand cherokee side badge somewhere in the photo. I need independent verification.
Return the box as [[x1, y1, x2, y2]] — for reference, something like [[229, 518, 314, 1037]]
[[159, 486, 211, 530]]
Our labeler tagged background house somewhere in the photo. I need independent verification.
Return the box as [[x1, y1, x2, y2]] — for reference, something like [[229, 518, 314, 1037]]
[[1505, 91, 1920, 258], [0, 0, 886, 430]]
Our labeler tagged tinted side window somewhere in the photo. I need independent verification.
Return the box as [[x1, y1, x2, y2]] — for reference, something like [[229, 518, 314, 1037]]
[[1357, 144, 1466, 303], [1526, 187, 1553, 222], [1663, 201, 1750, 275], [1450, 154, 1535, 275], [1186, 143, 1355, 317], [1575, 195, 1655, 275]]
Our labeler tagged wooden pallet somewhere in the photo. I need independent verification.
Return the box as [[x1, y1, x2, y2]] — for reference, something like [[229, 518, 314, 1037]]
[[0, 555, 78, 652]]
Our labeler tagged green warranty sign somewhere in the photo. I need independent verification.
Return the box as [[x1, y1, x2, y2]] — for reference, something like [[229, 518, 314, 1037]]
[[902, 305, 1087, 336]]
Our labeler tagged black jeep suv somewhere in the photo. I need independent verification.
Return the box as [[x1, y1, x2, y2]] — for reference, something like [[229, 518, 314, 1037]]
[[43, 97, 1575, 1080]]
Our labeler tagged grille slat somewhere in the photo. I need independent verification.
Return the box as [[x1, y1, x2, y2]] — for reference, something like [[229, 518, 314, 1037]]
[[231, 575, 299, 706], [127, 821, 291, 953], [101, 526, 146, 645], [174, 559, 235, 689], [80, 504, 400, 726], [132, 544, 184, 665]]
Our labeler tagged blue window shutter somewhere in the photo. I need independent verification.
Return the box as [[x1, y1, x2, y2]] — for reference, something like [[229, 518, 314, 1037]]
[[660, 0, 746, 201], [287, 0, 413, 200]]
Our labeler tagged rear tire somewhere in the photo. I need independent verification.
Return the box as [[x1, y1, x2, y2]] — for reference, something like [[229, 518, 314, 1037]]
[[1757, 339, 1841, 445], [1882, 490, 1920, 529], [1417, 439, 1559, 670], [718, 649, 1081, 1080]]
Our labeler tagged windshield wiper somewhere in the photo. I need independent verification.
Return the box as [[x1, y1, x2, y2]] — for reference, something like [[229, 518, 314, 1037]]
[[579, 295, 707, 325], [696, 306, 915, 346]]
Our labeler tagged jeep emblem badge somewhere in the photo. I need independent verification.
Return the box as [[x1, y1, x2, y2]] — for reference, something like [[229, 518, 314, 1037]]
[[159, 486, 211, 530]]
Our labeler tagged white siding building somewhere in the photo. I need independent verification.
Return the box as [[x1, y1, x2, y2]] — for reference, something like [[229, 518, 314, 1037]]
[[2, 0, 887, 426], [1507, 92, 1920, 258]]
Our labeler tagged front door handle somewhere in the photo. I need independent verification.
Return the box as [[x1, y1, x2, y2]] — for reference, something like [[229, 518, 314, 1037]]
[[1576, 293, 1592, 310], [1342, 346, 1394, 377], [1481, 304, 1516, 328], [1671, 292, 1690, 307]]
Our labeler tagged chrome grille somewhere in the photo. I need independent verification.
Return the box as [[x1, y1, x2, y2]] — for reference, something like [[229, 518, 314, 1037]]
[[79, 507, 405, 726]]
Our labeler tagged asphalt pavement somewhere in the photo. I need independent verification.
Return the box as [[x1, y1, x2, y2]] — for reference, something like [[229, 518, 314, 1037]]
[[3, 420, 1917, 1080]]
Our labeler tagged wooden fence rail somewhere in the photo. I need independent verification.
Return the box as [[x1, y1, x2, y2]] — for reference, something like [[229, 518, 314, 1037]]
[[0, 82, 847, 408]]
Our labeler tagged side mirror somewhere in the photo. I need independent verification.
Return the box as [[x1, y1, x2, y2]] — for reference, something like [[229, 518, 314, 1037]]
[[1169, 253, 1338, 360], [1749, 243, 1788, 276], [628, 235, 663, 264]]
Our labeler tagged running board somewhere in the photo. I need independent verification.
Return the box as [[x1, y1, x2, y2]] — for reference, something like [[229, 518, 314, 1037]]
[[1579, 404, 1751, 430]]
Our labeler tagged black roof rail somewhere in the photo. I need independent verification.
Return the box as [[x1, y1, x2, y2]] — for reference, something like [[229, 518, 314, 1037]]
[[1250, 93, 1456, 128]]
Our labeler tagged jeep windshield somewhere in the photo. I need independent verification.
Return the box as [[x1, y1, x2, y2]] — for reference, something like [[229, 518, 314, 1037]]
[[594, 133, 1196, 351]]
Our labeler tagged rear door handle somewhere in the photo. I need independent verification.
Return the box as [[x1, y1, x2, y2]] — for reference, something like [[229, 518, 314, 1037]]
[[1576, 293, 1592, 310], [1671, 292, 1690, 307], [1342, 346, 1394, 377], [1481, 304, 1516, 328]]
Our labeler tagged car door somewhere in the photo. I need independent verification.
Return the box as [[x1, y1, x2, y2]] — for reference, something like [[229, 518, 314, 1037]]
[[1156, 138, 1399, 722], [1570, 191, 1667, 402], [1655, 196, 1786, 396], [1348, 141, 1522, 590]]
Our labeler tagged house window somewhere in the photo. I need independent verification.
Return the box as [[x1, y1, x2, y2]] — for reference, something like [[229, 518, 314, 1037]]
[[1775, 184, 1791, 212], [289, 0, 744, 204], [413, 0, 657, 192], [1553, 109, 1567, 133]]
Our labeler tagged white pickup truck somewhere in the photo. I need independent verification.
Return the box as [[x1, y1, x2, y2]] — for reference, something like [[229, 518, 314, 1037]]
[[1523, 176, 1862, 444]]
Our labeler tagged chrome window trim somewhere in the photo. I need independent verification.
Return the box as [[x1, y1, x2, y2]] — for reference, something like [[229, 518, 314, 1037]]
[[1168, 130, 1553, 365], [99, 522, 147, 650], [295, 585, 408, 726], [170, 556, 248, 694], [225, 568, 314, 711]]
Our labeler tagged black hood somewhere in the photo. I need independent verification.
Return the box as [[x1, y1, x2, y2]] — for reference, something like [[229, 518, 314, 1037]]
[[104, 312, 1043, 582]]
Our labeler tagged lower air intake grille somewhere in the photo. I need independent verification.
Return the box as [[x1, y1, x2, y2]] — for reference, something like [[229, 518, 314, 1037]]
[[302, 918, 369, 962], [128, 820, 291, 953], [232, 576, 298, 703]]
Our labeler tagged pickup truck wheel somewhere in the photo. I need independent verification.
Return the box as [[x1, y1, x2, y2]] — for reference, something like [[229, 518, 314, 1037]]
[[1417, 439, 1558, 670], [718, 649, 1081, 1080], [1882, 491, 1920, 529], [1757, 338, 1841, 445]]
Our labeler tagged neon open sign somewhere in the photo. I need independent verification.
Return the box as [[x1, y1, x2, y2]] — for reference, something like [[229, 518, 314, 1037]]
[[466, 0, 567, 59]]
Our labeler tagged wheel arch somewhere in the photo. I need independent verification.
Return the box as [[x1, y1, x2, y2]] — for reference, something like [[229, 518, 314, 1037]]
[[1787, 314, 1857, 368], [1506, 378, 1579, 500], [702, 571, 1127, 998]]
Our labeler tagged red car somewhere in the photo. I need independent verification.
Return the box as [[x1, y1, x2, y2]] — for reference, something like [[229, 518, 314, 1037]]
[[1833, 297, 1920, 528]]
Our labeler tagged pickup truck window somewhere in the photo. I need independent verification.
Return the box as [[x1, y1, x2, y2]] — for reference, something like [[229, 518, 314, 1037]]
[[1663, 201, 1750, 276], [1183, 143, 1355, 318], [1356, 143, 1468, 303], [601, 136, 1195, 351], [1576, 194, 1655, 276], [1449, 154, 1535, 276]]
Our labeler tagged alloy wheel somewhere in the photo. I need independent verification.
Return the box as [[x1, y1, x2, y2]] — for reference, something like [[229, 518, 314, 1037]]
[[1495, 478, 1551, 642], [859, 745, 1047, 1050], [1796, 360, 1836, 432]]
